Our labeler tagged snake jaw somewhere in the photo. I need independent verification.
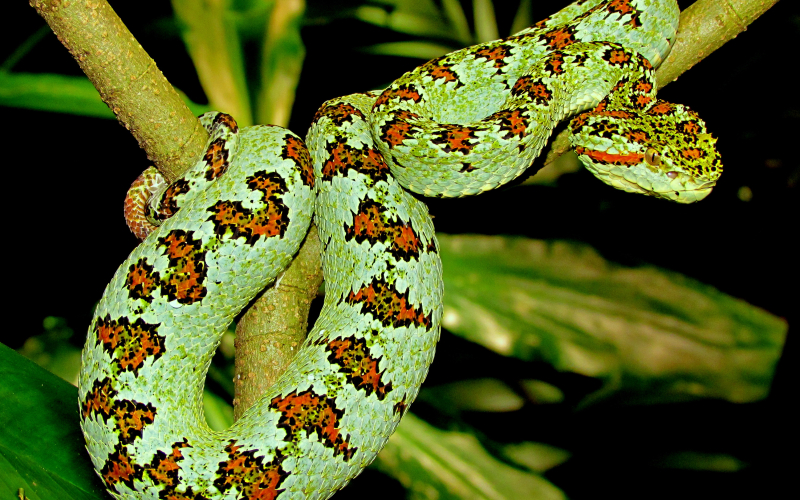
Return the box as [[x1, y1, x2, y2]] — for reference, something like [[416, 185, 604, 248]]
[[580, 157, 718, 204]]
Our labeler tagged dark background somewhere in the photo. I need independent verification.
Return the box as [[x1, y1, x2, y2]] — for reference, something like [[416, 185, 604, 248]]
[[1, 1, 795, 499]]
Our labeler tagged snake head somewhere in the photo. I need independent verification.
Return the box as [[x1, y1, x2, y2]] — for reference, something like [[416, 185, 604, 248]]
[[570, 101, 722, 203]]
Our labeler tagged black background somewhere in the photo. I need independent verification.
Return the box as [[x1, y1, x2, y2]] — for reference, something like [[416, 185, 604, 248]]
[[1, 1, 796, 499]]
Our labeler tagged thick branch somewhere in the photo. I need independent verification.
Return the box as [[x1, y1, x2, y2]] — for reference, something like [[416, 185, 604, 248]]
[[29, 0, 206, 182], [655, 0, 779, 86], [233, 226, 322, 420]]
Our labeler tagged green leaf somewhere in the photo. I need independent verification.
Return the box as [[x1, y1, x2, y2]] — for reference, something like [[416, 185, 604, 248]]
[[171, 0, 253, 125], [509, 0, 534, 35], [501, 441, 570, 473], [0, 72, 209, 118], [0, 344, 108, 500], [256, 0, 306, 127], [472, 0, 499, 42], [440, 0, 472, 44], [419, 378, 525, 413], [0, 72, 113, 118], [375, 413, 565, 500], [438, 235, 787, 404], [0, 27, 51, 73], [362, 41, 458, 60], [654, 451, 747, 472], [203, 391, 234, 432], [354, 5, 453, 39]]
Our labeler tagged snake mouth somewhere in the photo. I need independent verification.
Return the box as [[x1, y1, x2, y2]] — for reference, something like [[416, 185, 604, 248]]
[[652, 182, 716, 203], [594, 169, 717, 204]]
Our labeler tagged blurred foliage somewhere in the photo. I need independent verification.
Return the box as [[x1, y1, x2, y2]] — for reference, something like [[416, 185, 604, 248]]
[[1, 0, 792, 499]]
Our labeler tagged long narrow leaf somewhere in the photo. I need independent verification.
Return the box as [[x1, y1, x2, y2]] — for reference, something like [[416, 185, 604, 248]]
[[440, 0, 472, 44], [510, 0, 534, 35], [171, 0, 253, 125], [0, 72, 112, 118], [362, 41, 459, 60], [257, 0, 306, 127], [0, 72, 209, 118], [472, 0, 499, 42], [355, 5, 453, 38]]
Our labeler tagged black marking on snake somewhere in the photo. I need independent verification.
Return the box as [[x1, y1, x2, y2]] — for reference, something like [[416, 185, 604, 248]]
[[544, 52, 567, 75], [270, 389, 357, 460], [393, 396, 409, 416], [473, 42, 514, 71], [327, 335, 393, 400], [344, 199, 421, 261], [157, 230, 209, 304], [322, 139, 390, 183], [93, 315, 166, 375], [538, 25, 578, 49], [313, 102, 366, 127], [207, 198, 290, 244], [100, 442, 144, 493], [571, 51, 590, 66], [247, 170, 289, 200], [113, 398, 157, 445], [603, 0, 643, 29], [431, 124, 478, 155], [81, 377, 118, 423], [206, 172, 291, 244], [155, 178, 191, 221], [215, 442, 288, 499], [421, 56, 464, 88], [346, 278, 432, 330], [488, 109, 529, 141], [281, 135, 315, 188], [213, 112, 239, 133], [203, 138, 231, 181], [145, 439, 210, 499], [374, 83, 422, 109], [125, 258, 160, 303], [459, 163, 476, 173]]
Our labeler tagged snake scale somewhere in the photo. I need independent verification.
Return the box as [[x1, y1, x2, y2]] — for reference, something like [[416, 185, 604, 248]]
[[79, 1, 722, 499]]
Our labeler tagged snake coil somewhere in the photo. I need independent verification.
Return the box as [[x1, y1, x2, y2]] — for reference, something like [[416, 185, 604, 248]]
[[80, 1, 722, 499]]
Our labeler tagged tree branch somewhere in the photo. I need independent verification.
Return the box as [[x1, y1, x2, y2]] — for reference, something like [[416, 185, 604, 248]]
[[29, 0, 206, 182]]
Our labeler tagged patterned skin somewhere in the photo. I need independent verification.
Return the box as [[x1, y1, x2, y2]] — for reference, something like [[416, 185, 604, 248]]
[[371, 0, 720, 199], [81, 1, 721, 499]]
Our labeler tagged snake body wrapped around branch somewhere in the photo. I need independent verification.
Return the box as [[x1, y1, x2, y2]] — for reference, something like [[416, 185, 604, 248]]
[[79, 1, 722, 499]]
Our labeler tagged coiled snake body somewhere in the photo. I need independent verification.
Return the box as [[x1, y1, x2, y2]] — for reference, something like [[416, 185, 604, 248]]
[[79, 1, 722, 499]]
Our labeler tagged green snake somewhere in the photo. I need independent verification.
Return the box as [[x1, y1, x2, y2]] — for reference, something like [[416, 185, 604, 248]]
[[79, 1, 722, 499]]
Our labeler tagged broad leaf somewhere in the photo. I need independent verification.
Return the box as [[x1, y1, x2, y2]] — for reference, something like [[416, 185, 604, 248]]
[[0, 344, 108, 500], [375, 412, 566, 500], [438, 235, 787, 404]]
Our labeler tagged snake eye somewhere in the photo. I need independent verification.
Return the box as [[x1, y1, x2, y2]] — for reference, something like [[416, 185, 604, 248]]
[[645, 148, 661, 166], [666, 171, 679, 179]]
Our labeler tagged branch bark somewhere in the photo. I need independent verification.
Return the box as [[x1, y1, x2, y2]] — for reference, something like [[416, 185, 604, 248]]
[[29, 0, 206, 183]]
